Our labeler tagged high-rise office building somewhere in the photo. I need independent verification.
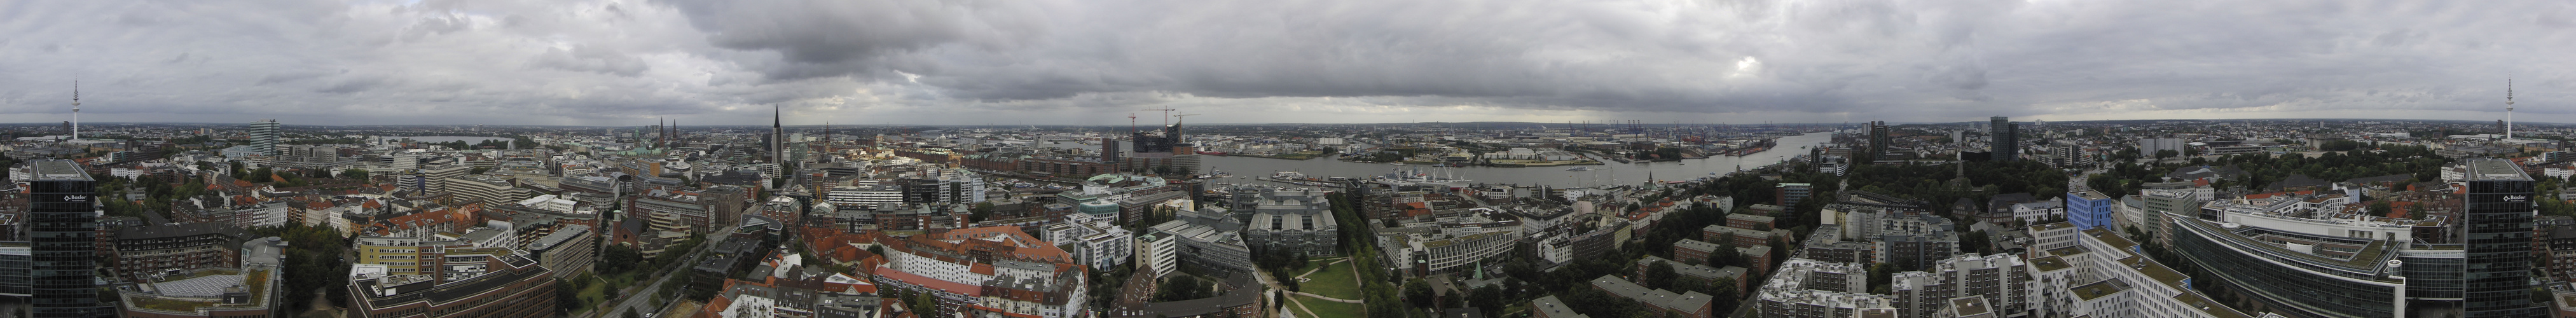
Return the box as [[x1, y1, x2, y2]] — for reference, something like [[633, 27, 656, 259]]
[[1867, 121, 1890, 159], [1100, 139, 1122, 163], [771, 105, 786, 163], [2463, 159, 2540, 317], [1989, 116, 2017, 162], [26, 160, 98, 317], [249, 120, 281, 156]]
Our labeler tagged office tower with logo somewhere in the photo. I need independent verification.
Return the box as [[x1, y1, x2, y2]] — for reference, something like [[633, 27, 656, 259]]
[[26, 160, 98, 317], [2463, 158, 2539, 317]]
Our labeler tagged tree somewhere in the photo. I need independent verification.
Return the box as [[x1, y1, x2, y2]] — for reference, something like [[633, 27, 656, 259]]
[[909, 291, 939, 316], [1867, 263, 1897, 294], [556, 280, 582, 315], [1705, 240, 1748, 268], [1154, 275, 1210, 301], [598, 243, 644, 274], [1404, 279, 1434, 308], [1672, 277, 1711, 296], [1643, 261, 1677, 290], [1708, 277, 1740, 303], [1961, 230, 1991, 254], [248, 167, 273, 184], [969, 202, 996, 223], [1470, 285, 1504, 315], [341, 169, 369, 181], [250, 223, 354, 312]]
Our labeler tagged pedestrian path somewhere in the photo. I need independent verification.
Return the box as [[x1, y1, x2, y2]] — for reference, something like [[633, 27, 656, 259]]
[[1291, 292, 1362, 303], [1294, 257, 1351, 280]]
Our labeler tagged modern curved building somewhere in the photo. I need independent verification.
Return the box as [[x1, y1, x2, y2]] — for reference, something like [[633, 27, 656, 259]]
[[2170, 218, 2408, 317]]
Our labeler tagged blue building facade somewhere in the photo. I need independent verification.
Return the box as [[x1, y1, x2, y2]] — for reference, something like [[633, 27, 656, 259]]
[[2066, 190, 2115, 230]]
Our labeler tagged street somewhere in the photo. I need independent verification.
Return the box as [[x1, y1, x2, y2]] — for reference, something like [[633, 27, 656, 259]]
[[586, 221, 736, 318]]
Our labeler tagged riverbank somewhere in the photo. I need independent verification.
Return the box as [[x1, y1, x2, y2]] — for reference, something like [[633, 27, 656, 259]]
[[1234, 150, 1328, 160], [1484, 160, 1602, 167], [1191, 131, 1833, 188]]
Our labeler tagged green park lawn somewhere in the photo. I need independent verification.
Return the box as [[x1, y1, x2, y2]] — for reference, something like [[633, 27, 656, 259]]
[[1297, 259, 1365, 300], [1295, 295, 1368, 318]]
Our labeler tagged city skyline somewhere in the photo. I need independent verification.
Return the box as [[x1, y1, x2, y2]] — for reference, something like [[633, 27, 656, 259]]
[[2, 0, 2570, 126]]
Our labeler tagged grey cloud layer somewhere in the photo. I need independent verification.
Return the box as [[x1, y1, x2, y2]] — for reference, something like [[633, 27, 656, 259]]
[[0, 0, 2570, 125]]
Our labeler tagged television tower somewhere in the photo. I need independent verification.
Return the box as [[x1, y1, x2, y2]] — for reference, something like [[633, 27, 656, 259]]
[[2507, 78, 2516, 139], [69, 81, 79, 141]]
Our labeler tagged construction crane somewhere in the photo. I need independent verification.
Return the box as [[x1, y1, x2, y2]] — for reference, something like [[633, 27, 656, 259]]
[[1171, 113, 1202, 125], [1128, 113, 1139, 134], [1141, 108, 1178, 125]]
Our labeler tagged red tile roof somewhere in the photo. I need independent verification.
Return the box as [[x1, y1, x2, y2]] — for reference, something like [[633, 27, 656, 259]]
[[874, 266, 982, 297]]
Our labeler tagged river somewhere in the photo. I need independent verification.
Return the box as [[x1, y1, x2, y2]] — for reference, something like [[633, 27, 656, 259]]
[[1176, 132, 1833, 188], [392, 136, 513, 144]]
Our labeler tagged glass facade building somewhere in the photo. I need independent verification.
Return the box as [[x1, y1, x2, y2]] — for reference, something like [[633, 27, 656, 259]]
[[1990, 116, 2018, 162], [26, 160, 97, 317], [249, 119, 280, 156], [2397, 248, 2467, 300], [2171, 218, 2406, 317], [2462, 159, 2539, 317], [0, 242, 29, 296]]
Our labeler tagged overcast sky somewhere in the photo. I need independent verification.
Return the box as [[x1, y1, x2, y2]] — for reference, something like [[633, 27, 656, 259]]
[[1, 0, 2570, 127]]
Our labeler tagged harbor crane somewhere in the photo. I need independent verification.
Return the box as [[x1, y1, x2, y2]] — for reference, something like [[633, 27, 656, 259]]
[[1142, 107, 1179, 125]]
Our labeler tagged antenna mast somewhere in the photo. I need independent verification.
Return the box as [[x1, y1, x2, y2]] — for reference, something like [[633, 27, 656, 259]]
[[71, 81, 80, 141], [2507, 77, 2517, 140]]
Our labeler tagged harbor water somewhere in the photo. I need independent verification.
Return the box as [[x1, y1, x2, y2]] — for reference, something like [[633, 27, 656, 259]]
[[1190, 132, 1833, 188]]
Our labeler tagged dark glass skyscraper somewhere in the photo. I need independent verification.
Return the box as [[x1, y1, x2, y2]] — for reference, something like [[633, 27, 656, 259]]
[[2462, 158, 2539, 317], [249, 119, 280, 156], [25, 160, 96, 317], [1867, 121, 1890, 159], [1989, 116, 2018, 162]]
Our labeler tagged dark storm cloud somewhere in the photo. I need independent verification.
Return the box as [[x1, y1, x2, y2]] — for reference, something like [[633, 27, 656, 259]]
[[1, 0, 2573, 125], [648, 0, 2035, 114]]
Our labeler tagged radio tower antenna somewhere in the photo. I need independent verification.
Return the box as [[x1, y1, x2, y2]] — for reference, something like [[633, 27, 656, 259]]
[[2507, 77, 2517, 139], [71, 80, 80, 141]]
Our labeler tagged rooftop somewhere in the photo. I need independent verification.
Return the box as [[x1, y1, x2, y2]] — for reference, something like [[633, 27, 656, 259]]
[[2072, 190, 2111, 201], [1674, 239, 1723, 252], [31, 160, 90, 181], [1947, 296, 1990, 315], [2123, 257, 2190, 289], [2046, 245, 2089, 257], [2028, 256, 2072, 272], [2081, 229, 2136, 251], [2030, 222, 2074, 232], [2172, 291, 2252, 318], [1531, 296, 1590, 318], [2467, 159, 2530, 181], [157, 270, 247, 297], [119, 223, 244, 241], [2183, 218, 2400, 277], [1726, 213, 1777, 222], [2069, 279, 2131, 301]]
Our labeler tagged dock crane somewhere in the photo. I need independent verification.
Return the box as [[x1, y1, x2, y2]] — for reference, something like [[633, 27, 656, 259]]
[[1142, 108, 1178, 126]]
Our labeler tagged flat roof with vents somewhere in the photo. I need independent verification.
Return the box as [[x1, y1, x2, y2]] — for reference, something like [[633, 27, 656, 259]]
[[31, 160, 90, 181], [2467, 159, 2530, 181]]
